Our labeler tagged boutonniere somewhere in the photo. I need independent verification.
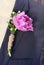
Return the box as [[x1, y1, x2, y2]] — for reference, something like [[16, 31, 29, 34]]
[[8, 11, 33, 57]]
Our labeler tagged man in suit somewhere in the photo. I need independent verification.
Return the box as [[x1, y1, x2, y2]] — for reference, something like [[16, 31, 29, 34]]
[[0, 0, 44, 65]]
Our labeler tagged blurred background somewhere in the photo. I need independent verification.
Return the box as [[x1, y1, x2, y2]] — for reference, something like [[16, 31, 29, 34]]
[[0, 0, 44, 48]]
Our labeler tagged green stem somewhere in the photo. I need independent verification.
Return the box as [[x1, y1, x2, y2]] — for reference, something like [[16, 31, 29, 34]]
[[8, 49, 11, 57], [15, 28, 17, 32]]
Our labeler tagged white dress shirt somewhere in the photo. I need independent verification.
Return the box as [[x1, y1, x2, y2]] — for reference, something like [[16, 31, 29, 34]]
[[0, 0, 16, 48]]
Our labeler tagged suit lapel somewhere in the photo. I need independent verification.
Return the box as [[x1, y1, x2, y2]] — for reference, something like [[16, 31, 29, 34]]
[[1, 0, 29, 64], [13, 0, 29, 12], [13, 0, 29, 49], [14, 31, 24, 49]]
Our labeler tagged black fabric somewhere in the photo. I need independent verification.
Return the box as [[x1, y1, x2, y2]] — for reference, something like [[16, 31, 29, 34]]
[[28, 0, 44, 65], [0, 0, 44, 65], [13, 0, 29, 12]]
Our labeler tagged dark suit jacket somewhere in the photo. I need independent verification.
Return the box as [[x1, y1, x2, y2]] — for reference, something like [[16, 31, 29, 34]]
[[0, 0, 44, 65]]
